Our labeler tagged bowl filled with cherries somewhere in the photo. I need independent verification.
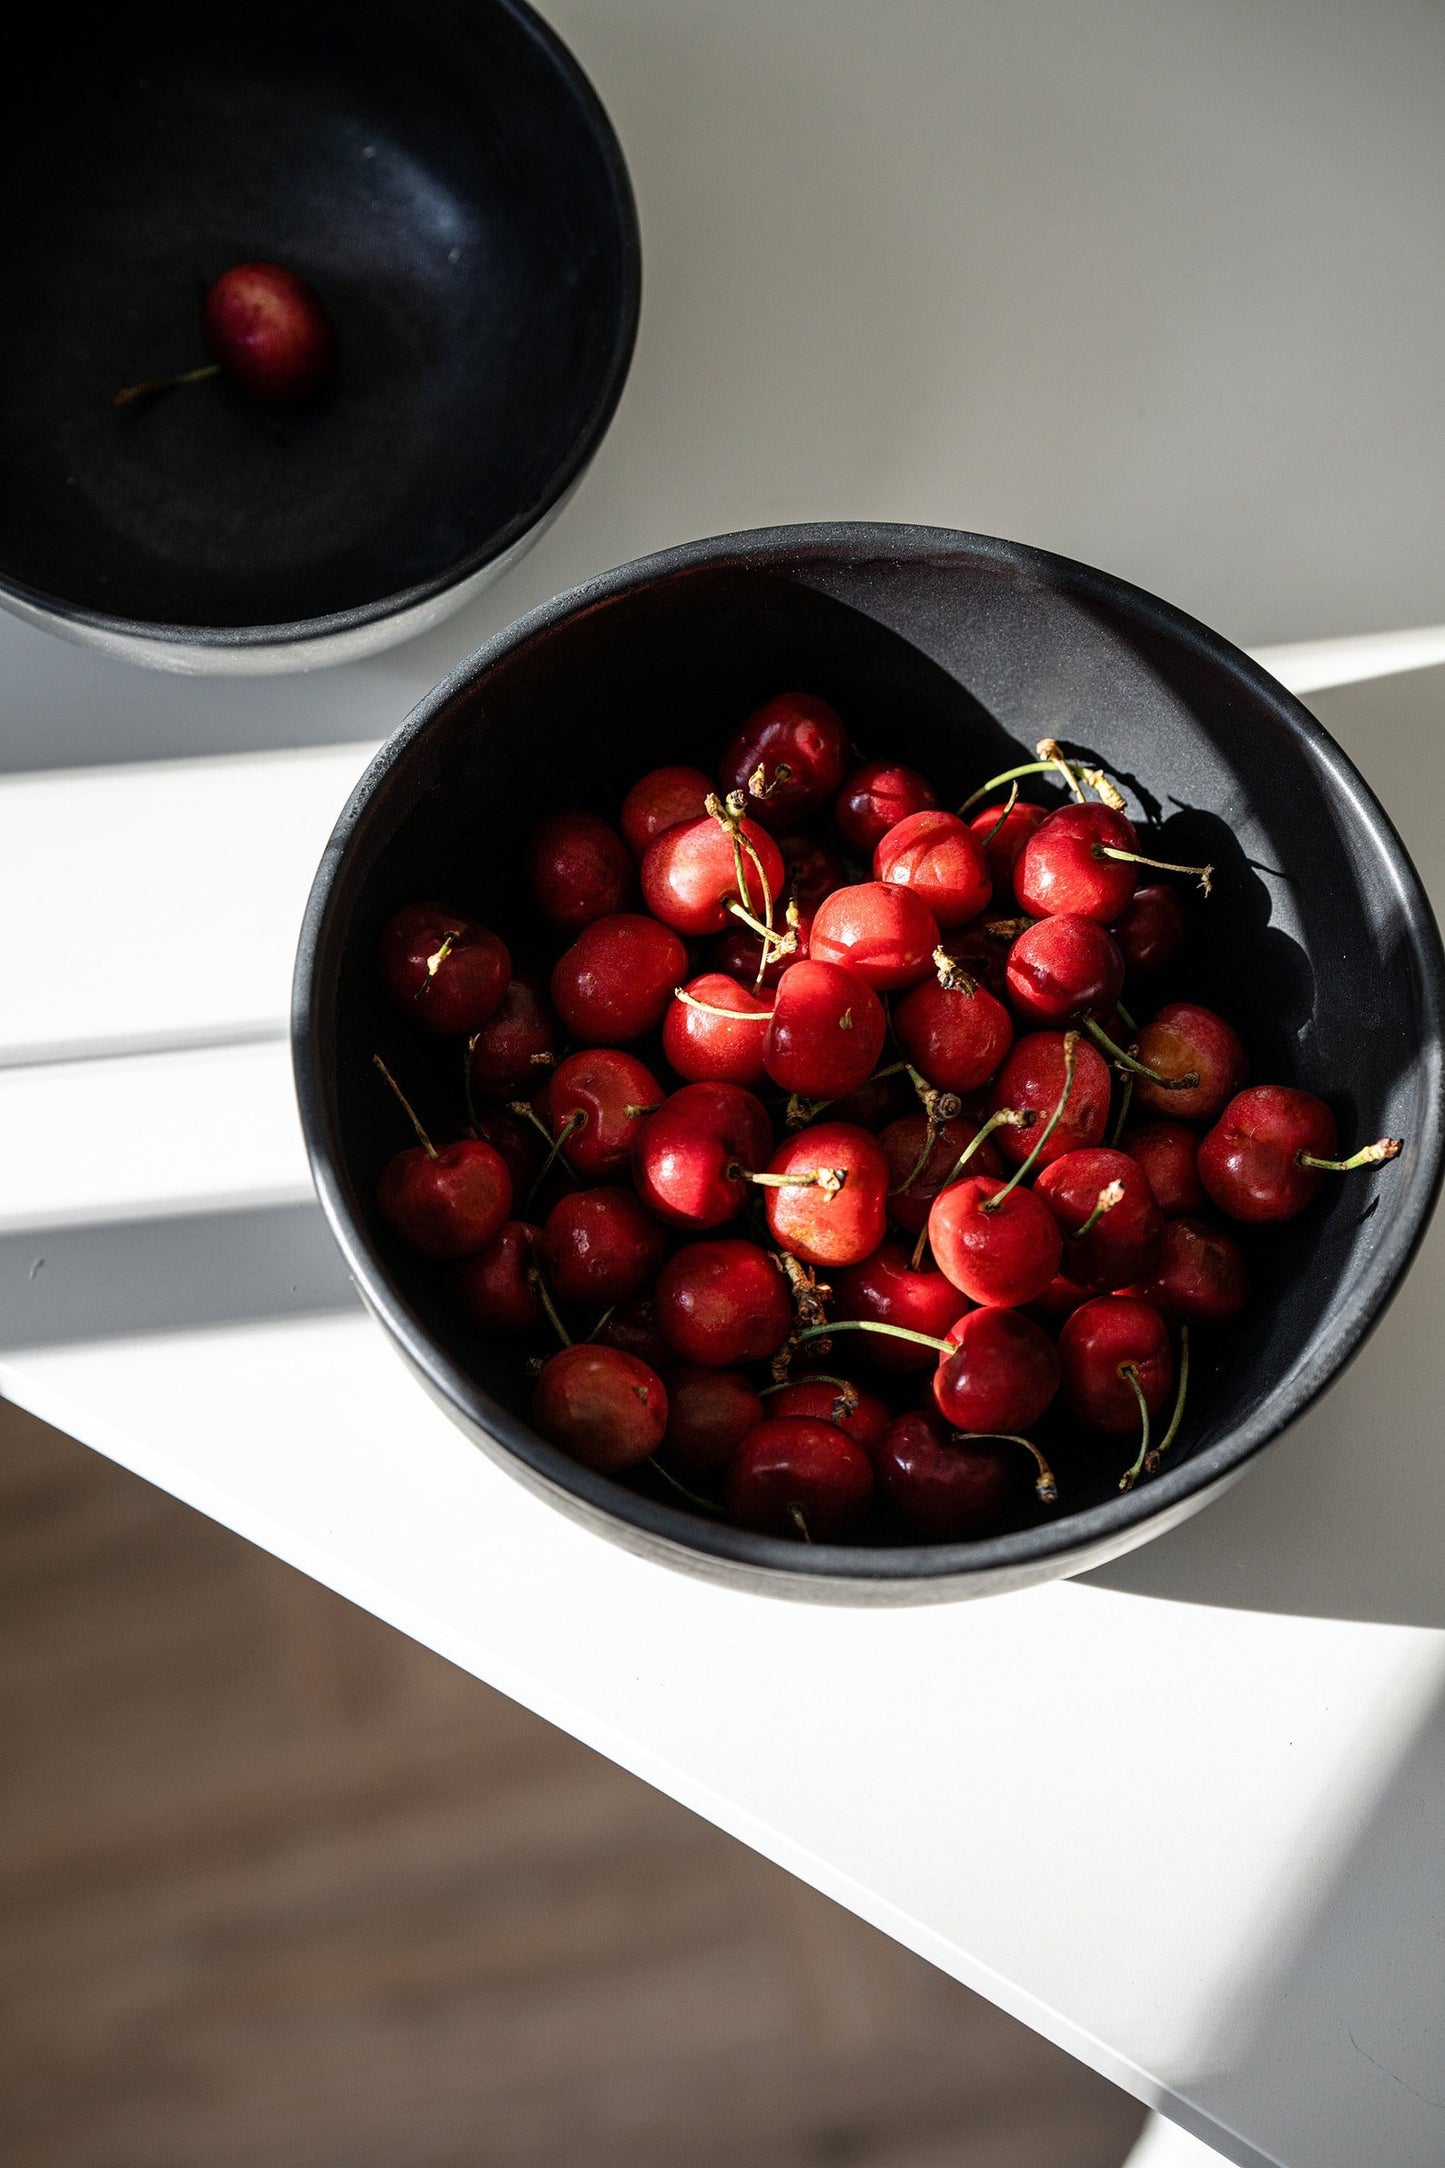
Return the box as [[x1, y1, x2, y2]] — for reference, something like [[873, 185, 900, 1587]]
[[293, 524, 1445, 1599]]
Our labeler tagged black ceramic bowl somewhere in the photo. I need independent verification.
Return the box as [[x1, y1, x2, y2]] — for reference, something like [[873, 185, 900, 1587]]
[[0, 1, 639, 674], [293, 523, 1445, 1601]]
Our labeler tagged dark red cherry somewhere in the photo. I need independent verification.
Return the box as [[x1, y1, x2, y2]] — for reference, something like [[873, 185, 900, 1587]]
[[203, 262, 335, 404], [379, 903, 510, 1036], [719, 692, 852, 828], [932, 1308, 1060, 1433], [725, 1417, 874, 1540], [1127, 1216, 1249, 1321], [467, 972, 560, 1098], [989, 1032, 1112, 1169], [937, 924, 1010, 1001], [809, 880, 938, 991], [1112, 883, 1188, 975], [927, 1176, 1062, 1308], [1035, 1146, 1163, 1291], [655, 1239, 793, 1366], [528, 810, 634, 932], [760, 1121, 889, 1267], [880, 1111, 1002, 1237], [540, 1186, 668, 1306], [468, 1107, 546, 1198], [1005, 915, 1124, 1026], [1119, 1120, 1205, 1216], [876, 1410, 1017, 1540], [454, 1220, 545, 1332], [619, 765, 714, 859], [762, 959, 886, 1100], [819, 1067, 914, 1132], [661, 1366, 765, 1479], [533, 1345, 667, 1472], [774, 829, 848, 911], [1059, 1296, 1173, 1432], [835, 1239, 969, 1370], [874, 810, 991, 928], [894, 970, 1014, 1095], [1026, 1273, 1091, 1321], [377, 1136, 512, 1259], [632, 1081, 773, 1230], [551, 914, 689, 1044], [544, 1049, 662, 1181], [641, 813, 785, 938], [594, 1293, 672, 1371], [968, 800, 1047, 891], [834, 761, 938, 856], [1197, 1085, 1402, 1223], [1015, 803, 1140, 923], [1133, 1003, 1248, 1121], [765, 1378, 891, 1460], [663, 972, 773, 1086], [711, 907, 815, 990]]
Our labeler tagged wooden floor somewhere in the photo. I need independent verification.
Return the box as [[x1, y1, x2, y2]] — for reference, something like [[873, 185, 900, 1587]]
[[0, 1399, 1145, 2168]]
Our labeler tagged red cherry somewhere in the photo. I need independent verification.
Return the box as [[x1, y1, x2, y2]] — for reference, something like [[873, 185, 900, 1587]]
[[880, 1111, 1002, 1236], [718, 692, 852, 828], [202, 262, 335, 404], [1132, 1003, 1248, 1121], [468, 1107, 546, 1198], [1059, 1296, 1173, 1436], [968, 800, 1047, 891], [932, 1308, 1060, 1433], [551, 914, 689, 1044], [664, 972, 773, 1086], [1127, 1216, 1249, 1321], [528, 810, 634, 932], [544, 1049, 662, 1181], [774, 829, 848, 911], [927, 1176, 1063, 1308], [1198, 1085, 1402, 1223], [1015, 803, 1140, 923], [533, 1344, 667, 1473], [833, 761, 939, 856], [377, 1136, 512, 1259], [655, 1239, 793, 1366], [835, 1239, 969, 1370], [762, 959, 886, 1099], [711, 907, 815, 990], [661, 1366, 765, 1479], [874, 810, 992, 928], [875, 1410, 1018, 1540], [379, 903, 510, 1036], [641, 813, 785, 938], [593, 1293, 672, 1371], [454, 1220, 545, 1332], [808, 880, 938, 991], [1026, 1273, 1091, 1322], [765, 1378, 891, 1459], [467, 972, 560, 1098], [1005, 915, 1124, 1026], [817, 1067, 914, 1131], [725, 1417, 874, 1540], [759, 1121, 889, 1267], [540, 1187, 669, 1306], [1119, 1120, 1205, 1216], [1112, 884, 1189, 975], [1034, 1146, 1163, 1291], [989, 1032, 1112, 1169], [894, 968, 1014, 1095], [632, 1082, 773, 1230], [619, 765, 714, 859], [937, 923, 1010, 1001]]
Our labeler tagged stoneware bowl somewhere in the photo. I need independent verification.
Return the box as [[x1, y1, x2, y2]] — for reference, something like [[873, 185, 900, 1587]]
[[292, 523, 1445, 1602], [0, 0, 639, 674]]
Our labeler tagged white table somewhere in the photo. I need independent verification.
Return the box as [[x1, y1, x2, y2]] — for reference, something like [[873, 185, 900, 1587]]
[[6, 7, 1445, 2163]]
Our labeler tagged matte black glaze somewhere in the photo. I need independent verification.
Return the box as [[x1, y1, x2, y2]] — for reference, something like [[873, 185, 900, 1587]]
[[0, 1, 638, 657], [292, 525, 1445, 1600]]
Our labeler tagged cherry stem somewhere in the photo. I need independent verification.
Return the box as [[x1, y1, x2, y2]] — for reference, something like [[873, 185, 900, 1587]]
[[932, 946, 977, 995], [372, 1054, 437, 1159], [736, 1164, 850, 1198], [1151, 1324, 1190, 1472], [673, 984, 774, 1022], [786, 1061, 909, 1129], [747, 760, 793, 802], [909, 1223, 934, 1272], [586, 1304, 617, 1342], [959, 756, 1083, 815], [794, 1317, 953, 1356], [981, 915, 1036, 941], [1117, 1365, 1153, 1492], [761, 1372, 859, 1421], [462, 1037, 483, 1137], [648, 1459, 726, 1517], [726, 896, 796, 955], [985, 1032, 1079, 1208], [954, 1431, 1059, 1505], [975, 781, 1019, 847], [893, 1114, 944, 1198], [526, 1268, 572, 1349], [526, 1109, 584, 1207], [1074, 1179, 1125, 1239], [1116, 998, 1138, 1033], [1109, 1070, 1134, 1147], [113, 360, 222, 410], [938, 1106, 1033, 1194], [1298, 1137, 1404, 1173], [417, 933, 456, 999], [1084, 1016, 1198, 1090], [787, 1502, 813, 1543], [1097, 844, 1213, 897]]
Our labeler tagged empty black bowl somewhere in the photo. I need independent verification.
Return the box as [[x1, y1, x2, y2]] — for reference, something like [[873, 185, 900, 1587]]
[[0, 0, 639, 673], [292, 523, 1445, 1601]]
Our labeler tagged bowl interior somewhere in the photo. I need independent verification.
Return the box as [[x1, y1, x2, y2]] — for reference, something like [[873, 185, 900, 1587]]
[[0, 0, 637, 634], [298, 531, 1443, 1589]]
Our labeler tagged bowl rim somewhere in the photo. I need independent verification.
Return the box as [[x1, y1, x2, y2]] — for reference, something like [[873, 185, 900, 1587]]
[[0, 0, 642, 658], [292, 519, 1445, 1589]]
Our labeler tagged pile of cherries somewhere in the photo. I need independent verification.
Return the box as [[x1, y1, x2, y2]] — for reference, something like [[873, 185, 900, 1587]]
[[370, 692, 1403, 1547]]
